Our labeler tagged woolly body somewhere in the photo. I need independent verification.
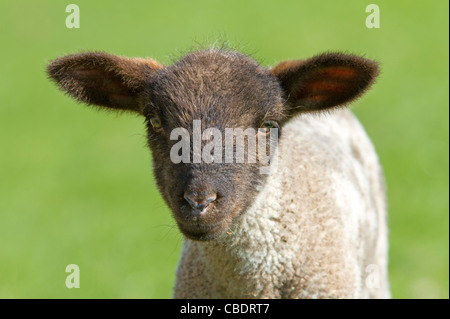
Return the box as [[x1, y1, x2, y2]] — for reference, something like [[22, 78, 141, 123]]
[[174, 109, 389, 298]]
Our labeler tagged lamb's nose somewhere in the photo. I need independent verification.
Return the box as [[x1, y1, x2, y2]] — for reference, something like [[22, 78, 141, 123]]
[[184, 190, 217, 211]]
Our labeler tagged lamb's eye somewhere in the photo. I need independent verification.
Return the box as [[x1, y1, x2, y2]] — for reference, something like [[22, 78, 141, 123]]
[[260, 120, 279, 134], [149, 116, 162, 131]]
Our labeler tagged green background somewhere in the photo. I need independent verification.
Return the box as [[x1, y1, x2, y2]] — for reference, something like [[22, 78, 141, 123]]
[[0, 0, 448, 298]]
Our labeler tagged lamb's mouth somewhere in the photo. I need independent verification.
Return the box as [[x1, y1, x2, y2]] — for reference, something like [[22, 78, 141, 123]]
[[178, 221, 228, 241]]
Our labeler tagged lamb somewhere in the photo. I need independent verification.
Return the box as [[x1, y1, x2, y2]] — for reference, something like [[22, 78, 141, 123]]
[[47, 47, 390, 298]]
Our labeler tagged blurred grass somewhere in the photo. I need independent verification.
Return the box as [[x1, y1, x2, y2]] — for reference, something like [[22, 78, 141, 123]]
[[0, 0, 448, 298]]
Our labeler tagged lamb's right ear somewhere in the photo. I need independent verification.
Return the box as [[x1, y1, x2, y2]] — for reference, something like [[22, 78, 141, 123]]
[[47, 52, 163, 114]]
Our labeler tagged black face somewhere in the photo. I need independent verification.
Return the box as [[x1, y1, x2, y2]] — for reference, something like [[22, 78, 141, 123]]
[[142, 51, 285, 241]]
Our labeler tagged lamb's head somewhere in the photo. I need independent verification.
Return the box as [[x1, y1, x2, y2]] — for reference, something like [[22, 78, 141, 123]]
[[47, 49, 378, 241]]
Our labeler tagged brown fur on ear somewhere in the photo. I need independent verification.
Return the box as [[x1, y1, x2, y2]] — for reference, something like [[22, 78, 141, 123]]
[[271, 53, 379, 116], [47, 52, 163, 113]]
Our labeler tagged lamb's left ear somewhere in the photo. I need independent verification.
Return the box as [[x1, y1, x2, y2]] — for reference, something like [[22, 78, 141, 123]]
[[47, 52, 163, 114], [271, 53, 379, 116]]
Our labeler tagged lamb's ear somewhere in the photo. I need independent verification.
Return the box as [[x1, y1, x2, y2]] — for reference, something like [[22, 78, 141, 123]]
[[47, 52, 163, 114], [271, 53, 379, 116]]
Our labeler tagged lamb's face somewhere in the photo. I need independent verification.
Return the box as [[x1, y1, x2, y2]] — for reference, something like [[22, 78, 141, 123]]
[[143, 51, 285, 241], [47, 48, 378, 242]]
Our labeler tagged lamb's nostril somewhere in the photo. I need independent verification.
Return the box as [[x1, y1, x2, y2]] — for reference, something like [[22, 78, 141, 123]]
[[184, 191, 217, 211]]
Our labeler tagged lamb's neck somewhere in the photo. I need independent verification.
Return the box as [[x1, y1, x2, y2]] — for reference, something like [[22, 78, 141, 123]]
[[186, 214, 286, 298]]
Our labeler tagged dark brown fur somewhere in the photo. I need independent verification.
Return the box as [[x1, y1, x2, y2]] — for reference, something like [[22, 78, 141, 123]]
[[47, 52, 163, 112], [47, 48, 378, 241], [271, 53, 379, 116]]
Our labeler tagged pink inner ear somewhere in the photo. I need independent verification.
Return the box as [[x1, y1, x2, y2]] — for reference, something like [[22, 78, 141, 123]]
[[296, 66, 359, 102], [317, 66, 357, 79], [306, 81, 347, 93]]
